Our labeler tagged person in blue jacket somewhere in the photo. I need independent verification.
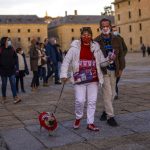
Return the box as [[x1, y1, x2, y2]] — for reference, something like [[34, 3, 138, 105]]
[[45, 38, 61, 84]]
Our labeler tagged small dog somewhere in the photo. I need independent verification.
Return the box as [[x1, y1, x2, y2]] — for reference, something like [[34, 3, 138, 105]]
[[38, 112, 57, 135]]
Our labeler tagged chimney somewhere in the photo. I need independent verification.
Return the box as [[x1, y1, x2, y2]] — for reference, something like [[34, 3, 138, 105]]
[[65, 11, 67, 16], [74, 10, 77, 15]]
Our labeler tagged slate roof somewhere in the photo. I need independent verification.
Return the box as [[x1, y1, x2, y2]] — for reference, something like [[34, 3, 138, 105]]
[[48, 15, 114, 28], [0, 15, 46, 24]]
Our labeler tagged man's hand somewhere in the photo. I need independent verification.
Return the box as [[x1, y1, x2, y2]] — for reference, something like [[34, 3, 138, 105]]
[[108, 49, 116, 61]]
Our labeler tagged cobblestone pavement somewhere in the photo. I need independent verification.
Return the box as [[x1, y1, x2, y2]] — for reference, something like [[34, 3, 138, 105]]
[[0, 53, 150, 150]]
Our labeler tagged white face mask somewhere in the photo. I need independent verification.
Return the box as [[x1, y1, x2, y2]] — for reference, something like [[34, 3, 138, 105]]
[[101, 28, 111, 35], [113, 31, 119, 36], [7, 40, 12, 46], [20, 50, 23, 54]]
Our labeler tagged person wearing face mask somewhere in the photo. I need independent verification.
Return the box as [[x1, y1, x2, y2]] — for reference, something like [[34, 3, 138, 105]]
[[29, 39, 39, 91], [0, 37, 21, 104], [16, 48, 29, 93], [112, 25, 128, 100], [60, 27, 113, 131], [95, 18, 125, 127]]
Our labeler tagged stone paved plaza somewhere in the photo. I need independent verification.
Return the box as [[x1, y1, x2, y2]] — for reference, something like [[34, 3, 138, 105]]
[[0, 52, 150, 150]]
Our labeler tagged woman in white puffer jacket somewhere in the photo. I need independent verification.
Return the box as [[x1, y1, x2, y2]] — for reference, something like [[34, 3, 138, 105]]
[[60, 27, 112, 131]]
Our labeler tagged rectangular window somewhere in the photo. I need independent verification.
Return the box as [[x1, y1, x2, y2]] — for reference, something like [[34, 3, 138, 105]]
[[28, 37, 31, 42], [28, 29, 30, 33], [129, 11, 131, 19], [139, 9, 141, 16], [128, 1, 130, 5], [140, 36, 143, 44], [130, 37, 132, 45], [129, 25, 132, 32], [117, 4, 119, 9], [8, 29, 10, 33], [37, 29, 40, 32], [97, 28, 99, 32], [72, 37, 75, 41], [18, 37, 21, 42], [139, 23, 142, 31], [71, 28, 74, 32], [18, 29, 21, 33], [118, 14, 120, 21], [118, 27, 121, 33]]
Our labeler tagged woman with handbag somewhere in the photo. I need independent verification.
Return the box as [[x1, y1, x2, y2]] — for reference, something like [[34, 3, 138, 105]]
[[60, 27, 113, 131]]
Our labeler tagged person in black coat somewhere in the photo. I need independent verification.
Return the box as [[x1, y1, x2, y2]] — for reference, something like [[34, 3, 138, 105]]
[[0, 37, 21, 104], [112, 25, 128, 100]]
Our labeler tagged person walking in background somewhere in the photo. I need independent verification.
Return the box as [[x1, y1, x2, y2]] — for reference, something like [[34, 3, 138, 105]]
[[0, 37, 21, 104], [55, 44, 63, 79], [39, 43, 48, 86], [45, 38, 61, 84], [112, 25, 128, 99], [60, 27, 114, 131], [37, 42, 43, 86], [95, 18, 125, 127], [16, 48, 29, 93], [147, 45, 150, 56], [141, 43, 146, 57], [29, 39, 39, 91]]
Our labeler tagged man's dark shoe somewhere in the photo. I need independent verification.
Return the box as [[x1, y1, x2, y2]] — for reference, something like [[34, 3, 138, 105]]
[[107, 117, 118, 127], [100, 111, 107, 121], [55, 81, 62, 85], [114, 95, 118, 100]]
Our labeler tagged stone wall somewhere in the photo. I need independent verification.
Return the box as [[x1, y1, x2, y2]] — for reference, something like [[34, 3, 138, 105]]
[[114, 0, 150, 51], [0, 24, 48, 54], [48, 24, 100, 51]]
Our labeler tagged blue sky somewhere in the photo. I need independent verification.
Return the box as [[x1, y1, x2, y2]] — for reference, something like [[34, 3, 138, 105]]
[[0, 0, 114, 17]]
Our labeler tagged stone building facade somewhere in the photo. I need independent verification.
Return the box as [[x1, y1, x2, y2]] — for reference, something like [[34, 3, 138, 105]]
[[113, 0, 150, 51], [0, 15, 48, 53], [48, 11, 114, 51]]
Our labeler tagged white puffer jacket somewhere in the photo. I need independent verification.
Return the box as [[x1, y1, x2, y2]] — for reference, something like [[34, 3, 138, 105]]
[[60, 40, 108, 85]]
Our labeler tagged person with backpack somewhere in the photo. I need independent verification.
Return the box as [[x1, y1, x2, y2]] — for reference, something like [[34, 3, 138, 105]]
[[0, 37, 21, 104]]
